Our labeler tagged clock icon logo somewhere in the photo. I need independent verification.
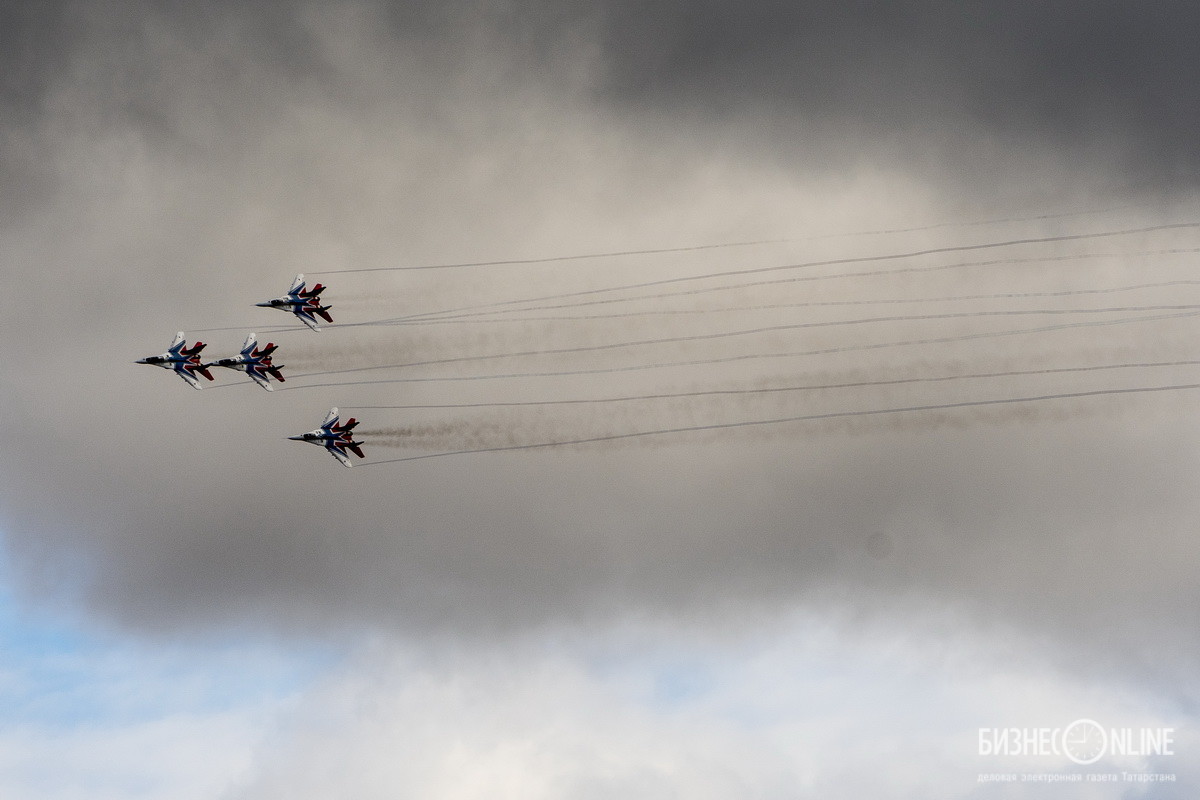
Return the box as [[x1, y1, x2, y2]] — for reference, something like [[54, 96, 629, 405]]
[[1062, 719, 1107, 765]]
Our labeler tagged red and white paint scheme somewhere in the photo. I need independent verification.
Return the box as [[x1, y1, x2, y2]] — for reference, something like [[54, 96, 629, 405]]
[[203, 332, 286, 392], [255, 274, 333, 331], [288, 407, 366, 468], [135, 332, 215, 390]]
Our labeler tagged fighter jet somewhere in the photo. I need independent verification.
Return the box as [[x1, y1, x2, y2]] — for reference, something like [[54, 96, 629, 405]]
[[288, 407, 365, 468], [203, 333, 285, 391], [256, 274, 332, 331], [135, 332, 214, 390]]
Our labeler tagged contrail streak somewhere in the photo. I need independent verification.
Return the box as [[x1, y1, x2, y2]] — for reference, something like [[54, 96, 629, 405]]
[[343, 360, 1200, 411], [359, 381, 1200, 465], [229, 248, 1200, 334], [315, 237, 796, 274], [185, 246, 1200, 336], [381, 280, 1200, 326], [183, 324, 300, 335], [291, 306, 1200, 379], [388, 223, 1200, 323], [309, 205, 1135, 274], [281, 310, 1200, 388], [372, 247, 1200, 326]]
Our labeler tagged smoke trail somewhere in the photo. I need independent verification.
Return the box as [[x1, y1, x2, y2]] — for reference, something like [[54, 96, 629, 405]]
[[360, 402, 1082, 450], [342, 360, 1200, 410], [359, 381, 1200, 465], [280, 310, 1200, 389], [372, 248, 1200, 326], [310, 205, 1136, 275], [381, 280, 1200, 327], [388, 223, 1200, 323], [290, 307, 1200, 380]]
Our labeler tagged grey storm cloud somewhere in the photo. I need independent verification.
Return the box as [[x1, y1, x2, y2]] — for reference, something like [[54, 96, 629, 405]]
[[3, 0, 1200, 709], [12, 2, 1200, 189], [579, 2, 1200, 188]]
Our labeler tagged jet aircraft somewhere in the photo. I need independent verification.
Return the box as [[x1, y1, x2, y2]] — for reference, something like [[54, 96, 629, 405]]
[[288, 407, 365, 467], [256, 274, 332, 330], [135, 332, 214, 390], [204, 333, 285, 391]]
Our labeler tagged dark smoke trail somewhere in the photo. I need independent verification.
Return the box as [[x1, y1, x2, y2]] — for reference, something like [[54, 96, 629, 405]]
[[292, 306, 1200, 380], [310, 205, 1136, 275], [342, 360, 1200, 411], [359, 382, 1200, 465], [389, 223, 1200, 323], [280, 310, 1200, 389]]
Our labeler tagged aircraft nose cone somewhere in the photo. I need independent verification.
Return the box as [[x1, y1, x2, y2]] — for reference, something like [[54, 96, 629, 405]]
[[287, 435, 305, 441], [135, 359, 149, 364]]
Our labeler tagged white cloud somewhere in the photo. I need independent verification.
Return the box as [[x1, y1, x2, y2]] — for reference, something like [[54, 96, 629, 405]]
[[0, 709, 266, 800], [228, 608, 1196, 799]]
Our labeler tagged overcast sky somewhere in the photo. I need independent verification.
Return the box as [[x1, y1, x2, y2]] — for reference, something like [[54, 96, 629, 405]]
[[4, 2, 1200, 797]]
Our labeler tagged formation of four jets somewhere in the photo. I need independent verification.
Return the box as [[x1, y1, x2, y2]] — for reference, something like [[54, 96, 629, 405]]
[[135, 274, 367, 467]]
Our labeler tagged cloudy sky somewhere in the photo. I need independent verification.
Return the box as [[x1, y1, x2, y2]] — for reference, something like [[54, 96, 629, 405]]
[[4, 2, 1200, 797]]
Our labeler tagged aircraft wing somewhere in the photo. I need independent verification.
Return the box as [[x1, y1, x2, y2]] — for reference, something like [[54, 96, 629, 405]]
[[289, 274, 305, 294], [167, 331, 187, 356], [241, 332, 258, 355], [327, 444, 353, 468], [293, 307, 322, 330], [174, 367, 202, 390], [247, 368, 274, 391], [321, 407, 340, 429]]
